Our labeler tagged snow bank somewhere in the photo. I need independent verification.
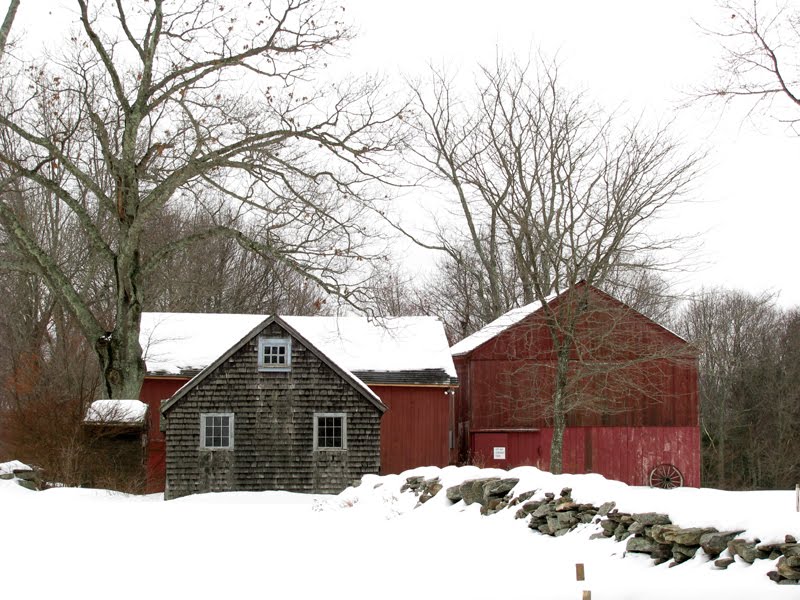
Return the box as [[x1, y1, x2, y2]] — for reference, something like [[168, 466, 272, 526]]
[[333, 466, 800, 543], [2, 466, 799, 599], [0, 460, 31, 476]]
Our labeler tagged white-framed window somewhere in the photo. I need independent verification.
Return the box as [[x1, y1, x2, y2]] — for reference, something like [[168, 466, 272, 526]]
[[258, 337, 291, 372], [313, 413, 347, 451], [200, 413, 234, 449]]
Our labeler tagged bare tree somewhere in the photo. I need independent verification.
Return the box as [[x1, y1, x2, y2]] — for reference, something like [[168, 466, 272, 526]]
[[676, 287, 800, 489], [701, 1, 800, 128], [142, 202, 330, 316], [0, 1, 403, 399], [402, 56, 702, 473]]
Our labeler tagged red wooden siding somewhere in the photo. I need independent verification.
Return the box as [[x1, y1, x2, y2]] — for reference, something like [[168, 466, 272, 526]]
[[372, 385, 451, 475], [140, 377, 189, 493], [471, 431, 541, 469], [453, 285, 701, 487], [461, 357, 698, 431], [471, 427, 700, 487]]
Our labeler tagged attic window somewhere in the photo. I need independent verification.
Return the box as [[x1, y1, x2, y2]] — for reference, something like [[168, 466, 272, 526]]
[[201, 413, 234, 449], [258, 337, 291, 372], [313, 413, 347, 451]]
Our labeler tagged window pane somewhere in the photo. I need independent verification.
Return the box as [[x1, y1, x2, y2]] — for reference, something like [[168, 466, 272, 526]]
[[260, 340, 289, 367], [203, 415, 232, 448], [317, 415, 343, 449]]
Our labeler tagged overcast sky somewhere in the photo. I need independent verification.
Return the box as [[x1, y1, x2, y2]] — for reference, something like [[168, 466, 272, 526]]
[[342, 0, 800, 306], [14, 1, 800, 306]]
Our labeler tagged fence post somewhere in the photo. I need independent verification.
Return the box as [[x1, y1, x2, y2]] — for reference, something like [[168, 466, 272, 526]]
[[796, 483, 799, 513], [576, 563, 590, 599]]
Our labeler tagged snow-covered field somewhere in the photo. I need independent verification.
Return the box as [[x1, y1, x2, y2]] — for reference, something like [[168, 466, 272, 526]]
[[2, 465, 799, 599]]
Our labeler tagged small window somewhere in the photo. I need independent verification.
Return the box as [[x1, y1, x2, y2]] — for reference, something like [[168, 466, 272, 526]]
[[201, 413, 234, 449], [258, 337, 291, 371], [313, 413, 347, 451]]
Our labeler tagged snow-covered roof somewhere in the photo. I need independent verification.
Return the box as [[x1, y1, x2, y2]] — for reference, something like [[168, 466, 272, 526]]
[[141, 313, 265, 375], [85, 399, 148, 425], [283, 316, 456, 378], [450, 294, 557, 356], [140, 313, 456, 379]]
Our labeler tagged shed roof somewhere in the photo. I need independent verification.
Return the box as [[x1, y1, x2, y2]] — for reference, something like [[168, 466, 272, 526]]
[[85, 399, 148, 425], [141, 312, 457, 382]]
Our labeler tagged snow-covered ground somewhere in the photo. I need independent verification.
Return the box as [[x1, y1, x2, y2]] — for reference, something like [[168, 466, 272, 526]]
[[1, 465, 798, 599]]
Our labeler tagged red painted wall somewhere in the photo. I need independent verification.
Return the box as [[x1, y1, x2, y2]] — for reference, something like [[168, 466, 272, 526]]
[[471, 427, 701, 487], [140, 377, 189, 493], [372, 385, 451, 475], [454, 285, 701, 487]]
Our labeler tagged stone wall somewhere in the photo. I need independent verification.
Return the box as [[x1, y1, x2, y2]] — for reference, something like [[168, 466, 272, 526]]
[[0, 462, 45, 490], [398, 475, 800, 586]]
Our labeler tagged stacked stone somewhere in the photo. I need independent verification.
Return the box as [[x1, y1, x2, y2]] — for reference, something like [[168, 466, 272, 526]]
[[764, 536, 800, 584], [513, 487, 610, 537], [402, 477, 799, 585], [400, 476, 443, 504], [0, 466, 44, 490], [596, 511, 800, 584], [444, 477, 520, 514]]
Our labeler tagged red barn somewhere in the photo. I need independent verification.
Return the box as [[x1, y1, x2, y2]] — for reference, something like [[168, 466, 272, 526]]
[[139, 313, 457, 493], [450, 284, 700, 488]]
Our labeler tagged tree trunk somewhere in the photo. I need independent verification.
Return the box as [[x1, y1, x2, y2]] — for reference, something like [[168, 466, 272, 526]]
[[94, 248, 146, 399], [94, 316, 145, 399], [549, 345, 571, 475]]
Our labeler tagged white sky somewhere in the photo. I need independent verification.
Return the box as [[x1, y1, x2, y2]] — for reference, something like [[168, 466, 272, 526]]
[[342, 0, 800, 306], [13, 1, 800, 307]]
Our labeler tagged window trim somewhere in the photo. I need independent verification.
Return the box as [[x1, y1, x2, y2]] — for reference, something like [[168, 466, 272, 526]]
[[257, 336, 292, 372], [313, 412, 347, 451], [200, 412, 235, 450]]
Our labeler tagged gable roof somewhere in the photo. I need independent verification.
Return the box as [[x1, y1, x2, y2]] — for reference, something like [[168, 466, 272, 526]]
[[161, 316, 387, 415], [141, 312, 456, 383], [449, 292, 557, 357], [450, 283, 689, 357]]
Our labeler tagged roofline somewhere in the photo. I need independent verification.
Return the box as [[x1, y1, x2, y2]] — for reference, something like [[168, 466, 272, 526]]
[[160, 316, 387, 415], [450, 292, 557, 357], [579, 282, 694, 347], [451, 281, 693, 356], [364, 382, 459, 389]]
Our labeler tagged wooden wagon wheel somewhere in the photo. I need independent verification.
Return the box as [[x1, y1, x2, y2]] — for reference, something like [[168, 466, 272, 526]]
[[649, 464, 683, 489]]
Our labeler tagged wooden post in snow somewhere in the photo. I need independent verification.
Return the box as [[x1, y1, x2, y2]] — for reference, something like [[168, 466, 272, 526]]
[[576, 563, 590, 599], [796, 483, 799, 512]]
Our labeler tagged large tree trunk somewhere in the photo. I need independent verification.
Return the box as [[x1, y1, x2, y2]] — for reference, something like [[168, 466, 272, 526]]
[[94, 303, 145, 399], [94, 232, 146, 399], [549, 345, 571, 475]]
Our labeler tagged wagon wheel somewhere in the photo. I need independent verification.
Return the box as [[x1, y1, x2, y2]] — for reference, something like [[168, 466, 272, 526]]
[[649, 464, 683, 489]]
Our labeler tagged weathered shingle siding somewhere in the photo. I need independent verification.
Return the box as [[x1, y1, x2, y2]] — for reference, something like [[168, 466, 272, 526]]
[[164, 321, 381, 500]]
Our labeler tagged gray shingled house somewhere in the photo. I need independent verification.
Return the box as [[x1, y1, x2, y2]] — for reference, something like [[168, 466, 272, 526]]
[[160, 316, 386, 500]]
